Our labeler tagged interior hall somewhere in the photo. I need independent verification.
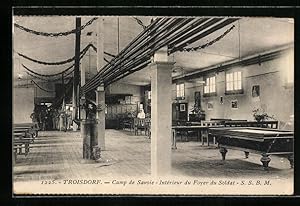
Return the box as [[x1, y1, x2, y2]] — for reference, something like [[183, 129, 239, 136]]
[[13, 16, 294, 194]]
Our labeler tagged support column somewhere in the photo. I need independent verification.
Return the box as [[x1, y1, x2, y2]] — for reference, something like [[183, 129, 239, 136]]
[[80, 52, 86, 122], [96, 18, 104, 72], [73, 17, 81, 129], [96, 85, 105, 150], [96, 18, 106, 150], [150, 61, 174, 177]]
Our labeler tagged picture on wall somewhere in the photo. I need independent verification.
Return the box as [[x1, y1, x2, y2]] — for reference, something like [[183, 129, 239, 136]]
[[252, 85, 260, 97], [231, 99, 238, 109], [207, 102, 213, 110], [179, 103, 186, 111]]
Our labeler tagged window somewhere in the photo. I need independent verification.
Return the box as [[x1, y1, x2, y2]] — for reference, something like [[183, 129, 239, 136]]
[[176, 83, 185, 99], [204, 76, 216, 95], [226, 71, 243, 94]]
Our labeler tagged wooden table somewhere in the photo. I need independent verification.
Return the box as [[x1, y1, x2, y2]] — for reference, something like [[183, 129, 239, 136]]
[[209, 127, 294, 170], [172, 125, 223, 149]]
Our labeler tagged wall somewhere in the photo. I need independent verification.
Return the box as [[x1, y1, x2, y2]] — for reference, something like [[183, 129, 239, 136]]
[[106, 82, 142, 103], [35, 82, 56, 98], [13, 87, 35, 123], [105, 82, 143, 118], [173, 49, 294, 124]]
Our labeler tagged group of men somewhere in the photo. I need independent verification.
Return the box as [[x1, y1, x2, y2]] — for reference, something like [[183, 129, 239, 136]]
[[30, 105, 73, 131]]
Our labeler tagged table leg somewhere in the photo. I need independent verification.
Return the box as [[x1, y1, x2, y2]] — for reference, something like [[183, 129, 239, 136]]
[[287, 154, 294, 169], [185, 131, 188, 142], [219, 147, 228, 160], [207, 132, 210, 146], [172, 129, 177, 150], [244, 151, 250, 158], [201, 132, 204, 145], [260, 153, 271, 171]]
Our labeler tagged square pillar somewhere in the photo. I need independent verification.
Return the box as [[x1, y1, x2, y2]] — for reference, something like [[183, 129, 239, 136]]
[[150, 61, 175, 177], [96, 85, 105, 150], [96, 18, 104, 72]]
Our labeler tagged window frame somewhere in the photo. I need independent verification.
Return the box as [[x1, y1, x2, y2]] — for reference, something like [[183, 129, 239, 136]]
[[203, 75, 217, 97], [225, 70, 244, 95], [176, 83, 185, 100]]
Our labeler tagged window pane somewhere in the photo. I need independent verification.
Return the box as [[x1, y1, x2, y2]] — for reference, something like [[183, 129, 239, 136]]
[[237, 72, 242, 81], [204, 86, 208, 93], [180, 84, 184, 97], [233, 81, 238, 90], [226, 73, 230, 80], [234, 72, 238, 82], [227, 82, 233, 91], [211, 76, 215, 84], [212, 84, 215, 92], [227, 73, 233, 83], [237, 80, 242, 90]]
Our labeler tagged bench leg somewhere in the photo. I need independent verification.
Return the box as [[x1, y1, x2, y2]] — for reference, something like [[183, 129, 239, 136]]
[[25, 144, 30, 156]]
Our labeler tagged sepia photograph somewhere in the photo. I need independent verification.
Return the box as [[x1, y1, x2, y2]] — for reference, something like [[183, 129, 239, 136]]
[[12, 13, 294, 195]]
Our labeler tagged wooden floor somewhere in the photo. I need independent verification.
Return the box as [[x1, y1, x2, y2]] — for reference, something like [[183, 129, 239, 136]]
[[14, 129, 293, 182]]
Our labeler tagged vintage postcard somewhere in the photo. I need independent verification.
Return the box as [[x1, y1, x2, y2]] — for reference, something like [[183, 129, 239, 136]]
[[12, 12, 294, 195]]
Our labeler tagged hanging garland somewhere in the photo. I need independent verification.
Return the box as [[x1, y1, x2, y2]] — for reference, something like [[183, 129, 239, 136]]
[[16, 43, 92, 65], [31, 79, 55, 93], [14, 17, 98, 37], [22, 63, 74, 77], [178, 25, 235, 52], [133, 17, 147, 30], [26, 68, 73, 82], [89, 44, 113, 66], [89, 44, 116, 58]]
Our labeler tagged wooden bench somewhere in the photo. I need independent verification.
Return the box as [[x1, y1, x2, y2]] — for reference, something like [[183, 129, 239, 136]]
[[13, 128, 35, 142], [13, 138, 32, 162], [13, 128, 35, 162], [14, 123, 39, 138]]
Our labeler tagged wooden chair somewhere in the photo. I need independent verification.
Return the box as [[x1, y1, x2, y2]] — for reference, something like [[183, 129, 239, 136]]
[[134, 118, 146, 135], [145, 118, 151, 138], [201, 120, 222, 145], [123, 117, 134, 131]]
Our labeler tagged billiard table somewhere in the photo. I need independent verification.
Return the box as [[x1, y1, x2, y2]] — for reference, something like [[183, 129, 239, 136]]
[[209, 127, 294, 170]]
